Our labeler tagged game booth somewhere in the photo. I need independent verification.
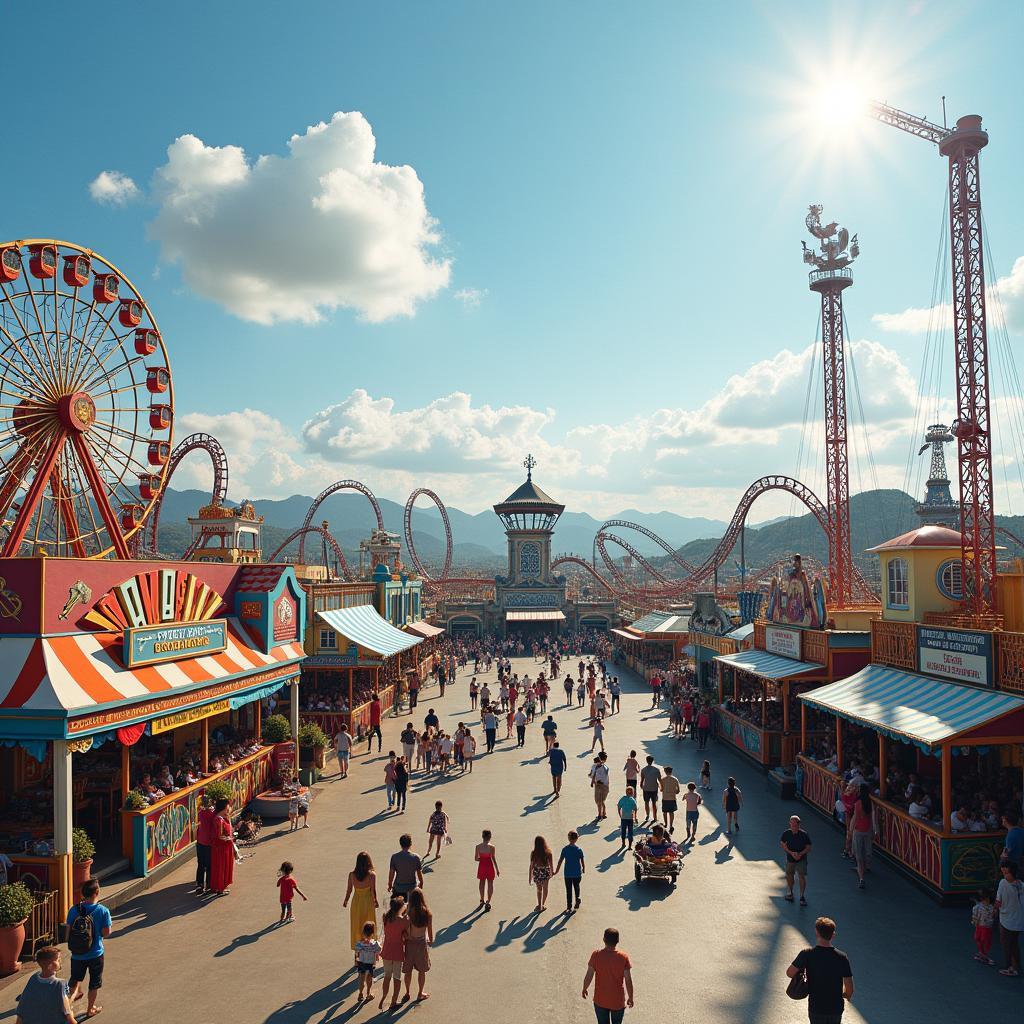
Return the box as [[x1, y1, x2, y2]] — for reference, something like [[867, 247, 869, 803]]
[[0, 559, 307, 920], [713, 560, 871, 768]]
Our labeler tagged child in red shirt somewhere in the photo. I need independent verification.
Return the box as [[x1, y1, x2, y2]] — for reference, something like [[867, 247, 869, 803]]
[[277, 861, 307, 924]]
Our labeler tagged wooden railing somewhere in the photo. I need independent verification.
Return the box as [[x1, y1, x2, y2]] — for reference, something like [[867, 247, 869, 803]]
[[998, 631, 1024, 694], [797, 756, 838, 815], [871, 619, 915, 671], [873, 800, 942, 888]]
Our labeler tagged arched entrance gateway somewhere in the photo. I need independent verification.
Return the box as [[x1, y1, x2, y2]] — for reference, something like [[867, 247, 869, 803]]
[[447, 615, 483, 639]]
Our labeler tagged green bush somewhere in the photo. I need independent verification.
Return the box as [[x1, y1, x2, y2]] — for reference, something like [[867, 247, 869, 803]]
[[0, 882, 35, 927], [297, 722, 329, 749], [204, 779, 233, 805], [124, 789, 148, 811], [262, 714, 291, 743], [71, 827, 95, 863]]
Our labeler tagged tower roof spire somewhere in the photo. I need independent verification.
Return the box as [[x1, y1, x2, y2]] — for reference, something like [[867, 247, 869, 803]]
[[523, 453, 536, 480]]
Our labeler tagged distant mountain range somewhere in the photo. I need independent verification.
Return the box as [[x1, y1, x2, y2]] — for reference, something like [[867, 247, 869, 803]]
[[151, 486, 1024, 576], [150, 488, 730, 568]]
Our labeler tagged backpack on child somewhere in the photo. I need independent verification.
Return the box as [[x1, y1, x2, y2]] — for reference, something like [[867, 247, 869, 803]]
[[67, 903, 94, 956]]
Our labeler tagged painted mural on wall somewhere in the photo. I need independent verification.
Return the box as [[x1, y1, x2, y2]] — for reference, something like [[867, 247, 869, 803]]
[[765, 555, 827, 629], [945, 836, 1004, 891], [714, 709, 762, 755]]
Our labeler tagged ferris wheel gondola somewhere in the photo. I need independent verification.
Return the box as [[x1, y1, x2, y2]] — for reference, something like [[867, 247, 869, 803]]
[[0, 239, 173, 558]]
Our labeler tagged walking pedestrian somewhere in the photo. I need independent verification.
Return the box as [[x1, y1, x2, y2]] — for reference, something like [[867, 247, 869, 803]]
[[343, 852, 379, 949], [781, 815, 812, 905], [582, 927, 634, 1024], [335, 723, 352, 778], [384, 752, 398, 810], [971, 888, 996, 965], [650, 674, 661, 708], [682, 782, 702, 841], [623, 750, 640, 794], [462, 728, 476, 772], [388, 834, 424, 900], [354, 920, 382, 1002], [609, 677, 621, 715], [786, 916, 853, 1023], [590, 716, 606, 753], [66, 878, 112, 1020], [659, 767, 681, 834], [590, 754, 610, 820], [195, 794, 214, 894], [394, 757, 409, 813], [639, 756, 661, 822], [483, 706, 498, 753], [514, 706, 528, 747], [367, 693, 383, 753], [426, 801, 450, 860], [850, 784, 877, 890], [564, 675, 575, 705], [408, 673, 420, 710], [529, 836, 553, 911], [700, 760, 711, 791], [696, 706, 711, 749], [995, 860, 1023, 976], [556, 830, 586, 912], [723, 777, 742, 834], [14, 946, 75, 1024], [276, 861, 307, 924], [401, 722, 417, 770], [470, 678, 479, 709], [401, 889, 433, 1003], [548, 741, 568, 797], [378, 896, 409, 1011], [541, 714, 558, 751], [475, 829, 500, 910], [617, 787, 638, 849], [577, 679, 586, 707]]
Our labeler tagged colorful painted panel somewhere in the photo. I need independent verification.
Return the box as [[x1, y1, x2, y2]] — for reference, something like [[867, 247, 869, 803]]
[[942, 835, 1004, 892], [131, 748, 272, 876], [797, 757, 839, 815], [875, 803, 942, 887], [714, 708, 763, 759]]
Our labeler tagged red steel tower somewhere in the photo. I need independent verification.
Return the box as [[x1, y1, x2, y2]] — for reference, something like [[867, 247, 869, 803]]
[[802, 205, 859, 608], [870, 106, 997, 618]]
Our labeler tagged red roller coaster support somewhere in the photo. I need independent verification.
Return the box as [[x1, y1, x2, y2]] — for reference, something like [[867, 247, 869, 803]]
[[404, 488, 453, 582], [870, 103, 998, 618], [268, 524, 350, 578], [299, 480, 384, 563]]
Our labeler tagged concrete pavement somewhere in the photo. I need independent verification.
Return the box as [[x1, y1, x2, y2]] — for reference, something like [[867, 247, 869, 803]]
[[1, 655, 1018, 1024]]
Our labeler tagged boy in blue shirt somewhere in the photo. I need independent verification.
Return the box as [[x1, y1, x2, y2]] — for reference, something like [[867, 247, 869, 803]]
[[556, 830, 586, 912], [548, 741, 568, 798], [66, 878, 112, 1018]]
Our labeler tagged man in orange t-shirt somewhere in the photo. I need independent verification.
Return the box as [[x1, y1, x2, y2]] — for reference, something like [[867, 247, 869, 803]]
[[583, 927, 634, 1024]]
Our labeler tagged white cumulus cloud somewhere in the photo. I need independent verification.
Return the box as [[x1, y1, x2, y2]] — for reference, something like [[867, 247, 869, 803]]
[[147, 112, 450, 324], [88, 170, 140, 206]]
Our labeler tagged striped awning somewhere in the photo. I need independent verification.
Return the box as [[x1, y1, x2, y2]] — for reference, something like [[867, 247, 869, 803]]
[[405, 620, 445, 639], [505, 610, 565, 622], [317, 606, 423, 658], [611, 628, 636, 641], [0, 619, 304, 716], [714, 648, 824, 680], [799, 664, 1024, 749]]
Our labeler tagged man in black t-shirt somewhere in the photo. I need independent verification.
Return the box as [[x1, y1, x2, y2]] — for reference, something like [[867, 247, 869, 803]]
[[787, 916, 854, 1024], [780, 814, 812, 905]]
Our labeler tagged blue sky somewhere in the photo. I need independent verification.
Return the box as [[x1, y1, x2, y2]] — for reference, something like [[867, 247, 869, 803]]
[[3, 1, 1023, 519]]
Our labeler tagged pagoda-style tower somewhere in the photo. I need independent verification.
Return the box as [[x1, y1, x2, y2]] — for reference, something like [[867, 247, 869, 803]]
[[492, 455, 567, 636], [915, 423, 960, 527]]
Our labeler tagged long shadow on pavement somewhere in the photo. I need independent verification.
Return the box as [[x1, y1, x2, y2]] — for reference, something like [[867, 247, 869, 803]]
[[522, 910, 571, 951], [486, 910, 540, 951], [261, 971, 363, 1024], [214, 921, 280, 957], [432, 906, 487, 947]]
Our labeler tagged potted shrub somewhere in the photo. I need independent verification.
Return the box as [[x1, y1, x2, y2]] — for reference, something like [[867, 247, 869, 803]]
[[71, 828, 95, 888], [204, 779, 233, 807], [124, 789, 148, 811], [262, 714, 291, 744], [297, 722, 329, 772], [0, 881, 34, 975]]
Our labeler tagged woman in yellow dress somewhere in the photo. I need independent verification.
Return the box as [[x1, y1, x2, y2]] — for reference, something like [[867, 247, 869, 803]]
[[342, 851, 379, 949]]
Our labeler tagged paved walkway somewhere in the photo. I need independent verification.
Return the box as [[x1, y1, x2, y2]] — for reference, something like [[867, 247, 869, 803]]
[[1, 657, 1019, 1024]]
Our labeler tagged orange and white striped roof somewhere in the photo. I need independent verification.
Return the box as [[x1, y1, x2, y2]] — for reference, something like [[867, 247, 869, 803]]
[[0, 619, 304, 715]]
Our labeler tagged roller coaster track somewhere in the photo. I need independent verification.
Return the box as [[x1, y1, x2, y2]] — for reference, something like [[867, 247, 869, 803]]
[[268, 524, 350, 578], [404, 488, 453, 582], [298, 480, 384, 563], [550, 555, 618, 596], [144, 432, 230, 557], [596, 532, 680, 590], [996, 526, 1024, 553], [598, 520, 697, 575]]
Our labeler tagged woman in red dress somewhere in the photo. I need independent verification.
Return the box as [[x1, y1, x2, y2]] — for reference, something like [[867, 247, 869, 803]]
[[209, 799, 235, 896]]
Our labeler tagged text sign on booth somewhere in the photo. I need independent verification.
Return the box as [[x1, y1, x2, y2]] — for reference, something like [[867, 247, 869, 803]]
[[125, 618, 228, 668], [764, 625, 801, 660], [917, 626, 993, 688]]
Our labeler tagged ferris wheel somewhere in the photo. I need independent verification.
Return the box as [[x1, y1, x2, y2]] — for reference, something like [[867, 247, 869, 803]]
[[0, 239, 172, 559]]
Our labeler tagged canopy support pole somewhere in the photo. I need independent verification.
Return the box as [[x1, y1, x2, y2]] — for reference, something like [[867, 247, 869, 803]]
[[800, 702, 807, 751], [835, 718, 844, 773], [878, 734, 887, 800], [941, 744, 952, 833], [290, 680, 300, 740]]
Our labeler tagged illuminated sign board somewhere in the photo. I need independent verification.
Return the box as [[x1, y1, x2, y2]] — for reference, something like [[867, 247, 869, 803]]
[[125, 619, 228, 668]]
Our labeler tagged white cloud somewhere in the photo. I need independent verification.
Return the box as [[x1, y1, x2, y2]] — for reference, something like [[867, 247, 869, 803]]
[[454, 287, 486, 309], [147, 112, 450, 324], [88, 170, 140, 206], [165, 337, 981, 521], [873, 256, 1024, 335]]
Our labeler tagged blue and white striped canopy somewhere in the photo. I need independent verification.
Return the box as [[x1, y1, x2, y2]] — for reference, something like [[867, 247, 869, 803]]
[[317, 606, 423, 658], [798, 664, 1024, 749], [714, 648, 824, 680]]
